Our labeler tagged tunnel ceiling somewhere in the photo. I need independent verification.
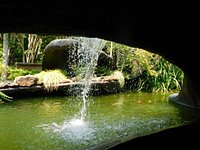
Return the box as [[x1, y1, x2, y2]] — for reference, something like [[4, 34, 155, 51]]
[[0, 1, 200, 70]]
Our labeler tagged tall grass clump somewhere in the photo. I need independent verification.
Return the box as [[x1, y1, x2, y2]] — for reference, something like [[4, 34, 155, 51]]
[[112, 70, 125, 88], [35, 69, 67, 92]]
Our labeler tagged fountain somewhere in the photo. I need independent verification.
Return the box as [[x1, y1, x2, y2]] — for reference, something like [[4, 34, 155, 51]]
[[35, 37, 109, 149], [42, 37, 107, 133], [74, 37, 107, 120]]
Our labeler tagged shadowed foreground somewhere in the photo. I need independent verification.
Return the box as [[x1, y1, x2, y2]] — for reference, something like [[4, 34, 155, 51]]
[[108, 121, 200, 149]]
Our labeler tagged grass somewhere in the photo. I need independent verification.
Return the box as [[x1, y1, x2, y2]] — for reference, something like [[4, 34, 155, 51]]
[[35, 69, 67, 92]]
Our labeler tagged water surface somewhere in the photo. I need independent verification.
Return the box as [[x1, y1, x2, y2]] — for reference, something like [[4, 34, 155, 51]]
[[0, 91, 199, 150]]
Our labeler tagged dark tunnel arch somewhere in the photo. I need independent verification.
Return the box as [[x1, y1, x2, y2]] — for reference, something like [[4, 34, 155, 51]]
[[1, 1, 200, 149]]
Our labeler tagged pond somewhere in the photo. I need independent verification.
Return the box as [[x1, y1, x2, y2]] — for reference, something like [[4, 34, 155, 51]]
[[0, 91, 199, 150]]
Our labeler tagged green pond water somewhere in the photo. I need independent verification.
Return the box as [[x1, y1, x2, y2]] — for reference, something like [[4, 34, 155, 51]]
[[0, 91, 199, 150]]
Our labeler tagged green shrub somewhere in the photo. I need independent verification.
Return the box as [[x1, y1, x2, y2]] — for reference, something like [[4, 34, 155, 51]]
[[7, 68, 40, 80], [95, 66, 113, 76], [129, 51, 184, 92]]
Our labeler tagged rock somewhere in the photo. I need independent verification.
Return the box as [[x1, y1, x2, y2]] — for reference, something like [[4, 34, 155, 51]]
[[14, 75, 38, 86], [42, 39, 82, 73], [42, 39, 116, 78], [60, 78, 73, 83], [0, 81, 18, 89], [97, 51, 117, 70]]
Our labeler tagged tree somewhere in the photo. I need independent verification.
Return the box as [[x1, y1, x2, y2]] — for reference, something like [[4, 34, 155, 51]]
[[3, 33, 9, 66], [24, 34, 42, 63]]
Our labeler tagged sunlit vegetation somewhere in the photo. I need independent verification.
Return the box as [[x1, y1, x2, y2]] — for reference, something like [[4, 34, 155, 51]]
[[35, 69, 68, 92], [0, 33, 184, 94], [122, 48, 183, 92], [0, 64, 39, 81], [98, 42, 184, 93]]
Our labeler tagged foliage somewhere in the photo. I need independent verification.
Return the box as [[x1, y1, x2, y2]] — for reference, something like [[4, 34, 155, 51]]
[[0, 62, 9, 81], [0, 91, 13, 102], [148, 57, 183, 92], [6, 33, 25, 64], [0, 33, 66, 65], [104, 42, 184, 92], [95, 66, 113, 76], [35, 69, 67, 92], [6, 68, 39, 81], [1, 34, 184, 93], [24, 34, 42, 63], [0, 43, 3, 62], [41, 34, 66, 49], [126, 49, 184, 92], [111, 42, 131, 71], [0, 61, 39, 81]]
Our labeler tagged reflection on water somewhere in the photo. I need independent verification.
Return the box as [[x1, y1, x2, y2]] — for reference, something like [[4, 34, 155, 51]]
[[0, 91, 200, 150], [38, 118, 95, 143]]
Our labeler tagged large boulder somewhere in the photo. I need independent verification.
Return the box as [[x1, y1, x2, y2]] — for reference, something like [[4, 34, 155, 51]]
[[42, 39, 82, 72], [97, 51, 117, 70], [42, 39, 116, 77]]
